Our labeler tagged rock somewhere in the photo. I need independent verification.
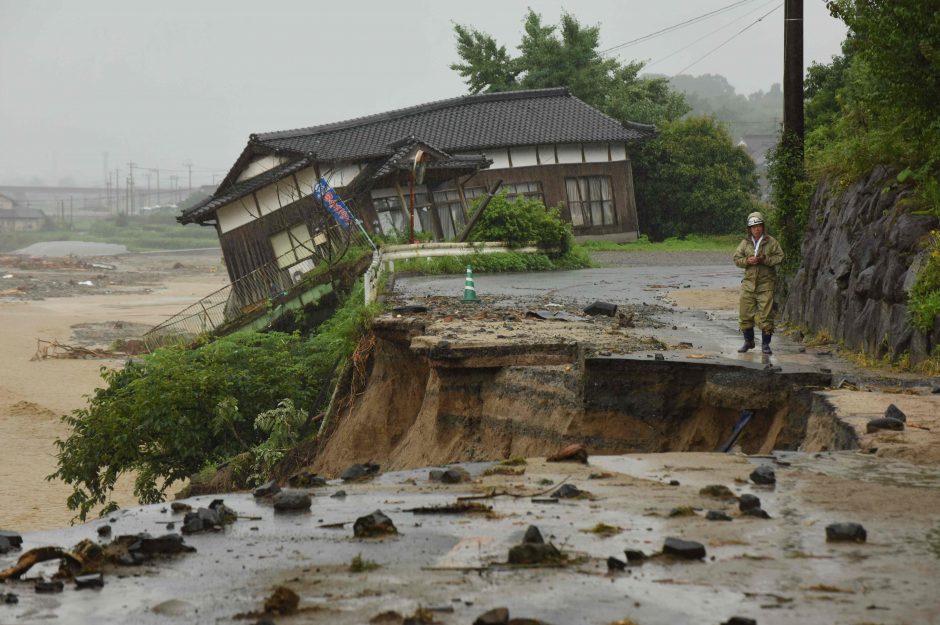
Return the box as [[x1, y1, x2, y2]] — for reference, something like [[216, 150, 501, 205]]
[[866, 417, 904, 433], [583, 300, 617, 317], [253, 479, 281, 498], [353, 510, 398, 538], [738, 494, 761, 512], [622, 550, 648, 567], [523, 525, 544, 545], [170, 502, 192, 513], [341, 463, 381, 482], [699, 484, 736, 499], [440, 467, 471, 484], [393, 304, 429, 314], [3, 592, 18, 604], [428, 469, 445, 481], [743, 508, 771, 519], [34, 580, 64, 593], [654, 353, 665, 361], [263, 585, 299, 615], [507, 542, 562, 565], [606, 556, 627, 571], [722, 618, 757, 625], [546, 443, 588, 463], [272, 490, 312, 512], [669, 506, 696, 518], [668, 480, 680, 486], [474, 607, 510, 625], [75, 573, 104, 589], [884, 404, 907, 422], [181, 516, 205, 535], [330, 490, 347, 499], [370, 611, 405, 625], [97, 525, 112, 538], [137, 533, 194, 555], [662, 537, 706, 560], [0, 530, 22, 548], [208, 499, 237, 524], [288, 469, 328, 488], [551, 484, 582, 498], [0, 537, 11, 554], [826, 522, 867, 543], [749, 465, 776, 485], [706, 510, 732, 521]]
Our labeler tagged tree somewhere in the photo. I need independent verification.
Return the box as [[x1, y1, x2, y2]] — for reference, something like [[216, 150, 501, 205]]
[[633, 117, 760, 240], [451, 10, 758, 239]]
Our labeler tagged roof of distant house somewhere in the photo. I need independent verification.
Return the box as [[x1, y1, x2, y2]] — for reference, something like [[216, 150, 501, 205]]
[[180, 88, 655, 224]]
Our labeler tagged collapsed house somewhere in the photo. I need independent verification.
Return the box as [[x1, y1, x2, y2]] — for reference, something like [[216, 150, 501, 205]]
[[178, 87, 655, 286]]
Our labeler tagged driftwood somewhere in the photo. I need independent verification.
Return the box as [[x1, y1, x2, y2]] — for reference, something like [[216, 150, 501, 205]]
[[31, 338, 124, 361], [0, 546, 83, 581]]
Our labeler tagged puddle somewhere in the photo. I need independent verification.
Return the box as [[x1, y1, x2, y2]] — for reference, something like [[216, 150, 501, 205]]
[[774, 450, 940, 490]]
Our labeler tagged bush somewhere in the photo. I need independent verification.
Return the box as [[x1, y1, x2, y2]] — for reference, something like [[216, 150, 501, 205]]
[[51, 280, 377, 520], [908, 231, 940, 333], [468, 191, 572, 254]]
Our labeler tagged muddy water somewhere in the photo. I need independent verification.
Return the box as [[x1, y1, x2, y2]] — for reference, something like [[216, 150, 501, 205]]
[[0, 254, 227, 530]]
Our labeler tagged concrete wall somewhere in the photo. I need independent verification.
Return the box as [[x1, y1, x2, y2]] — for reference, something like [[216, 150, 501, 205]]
[[783, 166, 940, 362]]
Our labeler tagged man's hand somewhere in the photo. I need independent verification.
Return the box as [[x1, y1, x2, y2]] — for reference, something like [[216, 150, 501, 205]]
[[746, 256, 762, 265]]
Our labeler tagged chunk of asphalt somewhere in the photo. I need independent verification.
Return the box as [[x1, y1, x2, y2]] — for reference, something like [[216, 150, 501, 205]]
[[662, 537, 706, 560], [749, 465, 776, 485], [866, 417, 904, 433], [738, 493, 761, 512], [583, 300, 617, 317], [473, 607, 510, 625], [341, 463, 380, 482], [551, 484, 582, 499], [272, 490, 312, 512], [624, 549, 648, 563], [96, 525, 112, 538], [253, 479, 281, 498], [440, 467, 471, 484], [884, 403, 907, 423], [330, 490, 347, 499], [3, 592, 18, 604], [706, 510, 732, 521], [606, 556, 627, 571], [34, 580, 64, 593], [826, 522, 867, 543], [353, 510, 397, 538], [742, 507, 771, 519], [0, 530, 22, 548], [507, 542, 562, 565], [523, 525, 544, 545], [75, 573, 104, 590], [0, 537, 11, 554]]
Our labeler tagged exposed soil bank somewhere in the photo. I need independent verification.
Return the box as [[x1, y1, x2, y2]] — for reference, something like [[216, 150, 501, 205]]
[[312, 315, 833, 476]]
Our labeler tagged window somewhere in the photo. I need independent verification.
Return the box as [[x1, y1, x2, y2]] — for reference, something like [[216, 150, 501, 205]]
[[504, 181, 543, 202], [371, 188, 433, 236], [270, 223, 324, 269], [432, 189, 468, 239], [565, 176, 615, 227]]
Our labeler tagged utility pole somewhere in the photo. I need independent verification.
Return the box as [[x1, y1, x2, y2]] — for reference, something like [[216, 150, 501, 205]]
[[114, 168, 120, 214], [783, 0, 804, 157], [155, 168, 161, 206], [146, 171, 152, 208], [127, 161, 137, 215], [183, 161, 193, 194]]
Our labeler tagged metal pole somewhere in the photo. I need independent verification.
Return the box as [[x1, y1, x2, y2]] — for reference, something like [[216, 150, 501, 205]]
[[783, 0, 804, 156]]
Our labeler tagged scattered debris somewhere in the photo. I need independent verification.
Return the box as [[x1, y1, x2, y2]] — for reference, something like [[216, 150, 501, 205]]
[[582, 523, 623, 537], [331, 490, 347, 499], [606, 556, 628, 571], [170, 502, 192, 513], [96, 525, 111, 538], [404, 502, 492, 515], [288, 469, 327, 488], [342, 463, 381, 482], [473, 607, 510, 625], [624, 549, 648, 563], [669, 506, 697, 518], [272, 490, 312, 512], [525, 309, 586, 321], [662, 537, 706, 560], [551, 483, 584, 498], [826, 522, 867, 543], [74, 573, 105, 590], [0, 546, 83, 581], [742, 508, 772, 519], [440, 466, 471, 484], [699, 484, 736, 499], [263, 585, 299, 616], [706, 510, 732, 521], [353, 510, 398, 538], [34, 579, 64, 593], [738, 494, 761, 512], [547, 443, 588, 463], [350, 553, 381, 573], [749, 465, 776, 486], [721, 618, 757, 625], [583, 301, 617, 317], [393, 304, 429, 314], [31, 338, 128, 361]]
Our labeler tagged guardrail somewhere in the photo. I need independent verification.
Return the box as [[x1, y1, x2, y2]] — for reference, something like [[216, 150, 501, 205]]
[[363, 241, 539, 304]]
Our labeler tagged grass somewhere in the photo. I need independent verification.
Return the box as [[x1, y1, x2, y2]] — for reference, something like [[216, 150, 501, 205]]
[[349, 553, 380, 572], [0, 217, 219, 253], [579, 233, 739, 252], [581, 522, 623, 537], [393, 248, 593, 275]]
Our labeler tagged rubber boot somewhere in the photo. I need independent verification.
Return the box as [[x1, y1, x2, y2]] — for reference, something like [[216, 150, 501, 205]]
[[761, 332, 773, 355], [737, 328, 756, 353]]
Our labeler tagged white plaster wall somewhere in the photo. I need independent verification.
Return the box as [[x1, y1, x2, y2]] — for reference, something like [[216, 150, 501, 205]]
[[486, 149, 510, 169], [556, 144, 583, 164], [217, 196, 260, 233], [537, 145, 556, 165], [510, 146, 538, 167], [236, 155, 288, 182], [610, 143, 628, 161], [583, 143, 609, 163]]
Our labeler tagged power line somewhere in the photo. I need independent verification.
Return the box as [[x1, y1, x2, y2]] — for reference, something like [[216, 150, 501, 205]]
[[644, 0, 780, 70], [673, 3, 783, 76], [599, 0, 760, 55]]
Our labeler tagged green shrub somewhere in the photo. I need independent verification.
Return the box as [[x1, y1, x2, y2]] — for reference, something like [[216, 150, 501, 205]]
[[908, 232, 940, 333], [468, 190, 572, 254]]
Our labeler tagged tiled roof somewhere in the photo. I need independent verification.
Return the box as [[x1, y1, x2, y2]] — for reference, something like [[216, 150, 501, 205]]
[[0, 206, 45, 220], [179, 157, 312, 224], [253, 88, 655, 161]]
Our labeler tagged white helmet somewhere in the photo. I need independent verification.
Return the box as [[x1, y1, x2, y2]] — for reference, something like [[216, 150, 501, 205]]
[[746, 212, 765, 227]]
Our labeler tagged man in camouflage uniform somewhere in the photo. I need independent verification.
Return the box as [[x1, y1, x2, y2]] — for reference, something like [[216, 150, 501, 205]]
[[733, 211, 784, 354]]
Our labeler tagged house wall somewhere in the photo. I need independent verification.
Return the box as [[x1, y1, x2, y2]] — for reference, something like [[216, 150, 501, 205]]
[[0, 217, 43, 232], [0, 195, 14, 211]]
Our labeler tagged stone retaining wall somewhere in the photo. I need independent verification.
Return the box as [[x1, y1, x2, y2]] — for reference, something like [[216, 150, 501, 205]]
[[783, 166, 939, 361]]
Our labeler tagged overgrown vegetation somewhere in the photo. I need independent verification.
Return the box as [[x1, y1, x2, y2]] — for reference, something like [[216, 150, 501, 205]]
[[579, 234, 739, 253], [766, 134, 813, 274], [50, 280, 378, 521], [450, 9, 758, 242], [793, 1, 940, 335]]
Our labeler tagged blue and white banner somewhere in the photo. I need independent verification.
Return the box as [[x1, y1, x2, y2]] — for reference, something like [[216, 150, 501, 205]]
[[313, 178, 353, 230]]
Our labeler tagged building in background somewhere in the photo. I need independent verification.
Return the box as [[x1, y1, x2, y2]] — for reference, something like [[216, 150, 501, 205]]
[[0, 192, 46, 232]]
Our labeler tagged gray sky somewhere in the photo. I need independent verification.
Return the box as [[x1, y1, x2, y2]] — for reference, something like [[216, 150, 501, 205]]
[[0, 0, 846, 189]]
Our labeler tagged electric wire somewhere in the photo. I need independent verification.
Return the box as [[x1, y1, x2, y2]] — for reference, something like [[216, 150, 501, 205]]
[[673, 3, 783, 76]]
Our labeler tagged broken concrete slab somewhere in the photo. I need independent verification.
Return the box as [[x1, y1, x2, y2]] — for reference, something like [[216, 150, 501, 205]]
[[866, 417, 904, 433]]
